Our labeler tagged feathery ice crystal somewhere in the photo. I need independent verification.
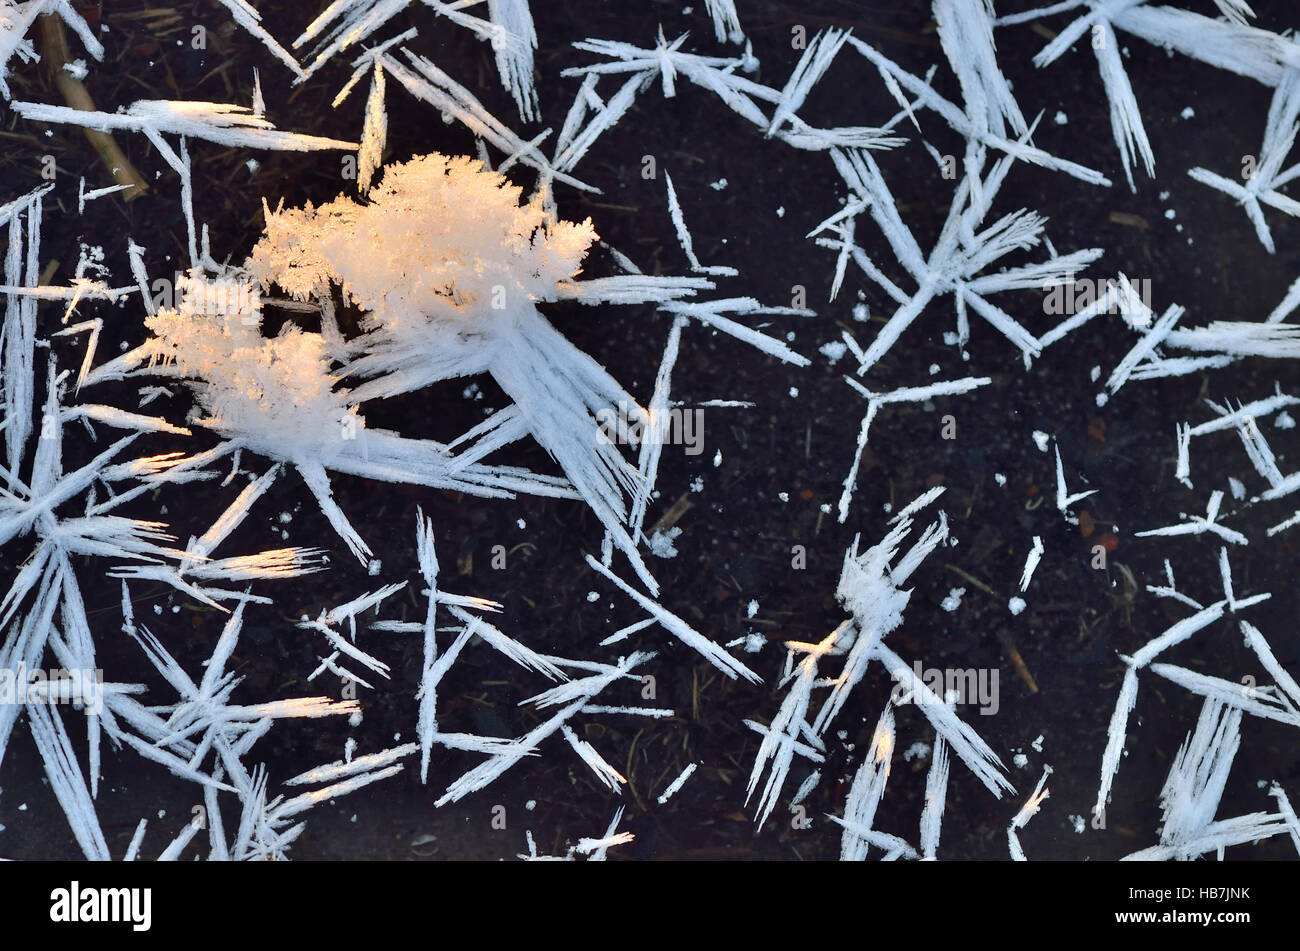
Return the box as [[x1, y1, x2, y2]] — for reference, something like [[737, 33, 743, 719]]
[[246, 152, 666, 589], [245, 152, 597, 325]]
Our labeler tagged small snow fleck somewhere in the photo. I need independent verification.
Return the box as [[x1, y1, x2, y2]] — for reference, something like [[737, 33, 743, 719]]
[[1276, 411, 1296, 430], [1096, 393, 1109, 407], [1164, 209, 1176, 220], [712, 449, 722, 467], [350, 815, 357, 823], [17, 803, 27, 811], [1089, 365, 1101, 382], [744, 633, 764, 653], [1031, 431, 1050, 452], [1031, 734, 1044, 752], [778, 491, 789, 502], [928, 363, 940, 375], [517, 518, 526, 529], [994, 472, 1007, 487], [1159, 190, 1171, 201], [903, 742, 931, 762], [278, 511, 292, 524], [819, 503, 831, 514], [690, 476, 704, 493], [746, 600, 759, 618], [525, 800, 536, 811], [62, 59, 89, 80], [158, 809, 166, 819], [1229, 477, 1246, 500], [940, 587, 966, 612], [851, 301, 870, 323], [1009, 597, 1027, 616], [788, 387, 799, 398], [648, 526, 681, 558], [882, 502, 893, 514], [1068, 814, 1085, 834], [1053, 110, 1067, 125], [708, 178, 728, 191], [153, 604, 162, 615], [1013, 753, 1029, 768], [819, 340, 848, 364], [586, 591, 600, 603], [367, 559, 382, 576], [785, 331, 796, 342], [348, 711, 363, 727], [246, 158, 260, 173], [1180, 106, 1195, 119], [775, 206, 785, 218]]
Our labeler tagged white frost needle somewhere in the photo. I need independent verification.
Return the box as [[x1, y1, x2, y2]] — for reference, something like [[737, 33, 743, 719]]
[[1144, 699, 1243, 859], [11, 99, 356, 152], [837, 379, 986, 521], [585, 554, 760, 683], [212, 0, 304, 78], [919, 735, 950, 860], [837, 704, 896, 861], [357, 61, 388, 194], [1054, 443, 1098, 513], [1095, 665, 1139, 819], [1135, 490, 1248, 546], [934, 0, 1027, 140], [123, 819, 149, 862], [1270, 784, 1300, 855], [581, 704, 674, 718], [1241, 621, 1300, 710], [1149, 664, 1300, 727], [285, 744, 418, 787], [828, 144, 1102, 376], [436, 699, 586, 806], [845, 35, 1109, 185], [663, 171, 736, 276], [270, 764, 406, 823], [1019, 536, 1045, 591], [1189, 38, 1300, 252], [767, 28, 851, 139], [1008, 766, 1051, 861], [657, 762, 697, 804], [561, 724, 625, 792], [575, 807, 634, 860], [747, 626, 840, 829], [27, 700, 110, 859], [877, 642, 1013, 798], [522, 651, 651, 709], [704, 0, 744, 44]]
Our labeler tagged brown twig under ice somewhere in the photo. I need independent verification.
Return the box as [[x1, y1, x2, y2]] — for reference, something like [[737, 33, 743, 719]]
[[37, 14, 149, 200]]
